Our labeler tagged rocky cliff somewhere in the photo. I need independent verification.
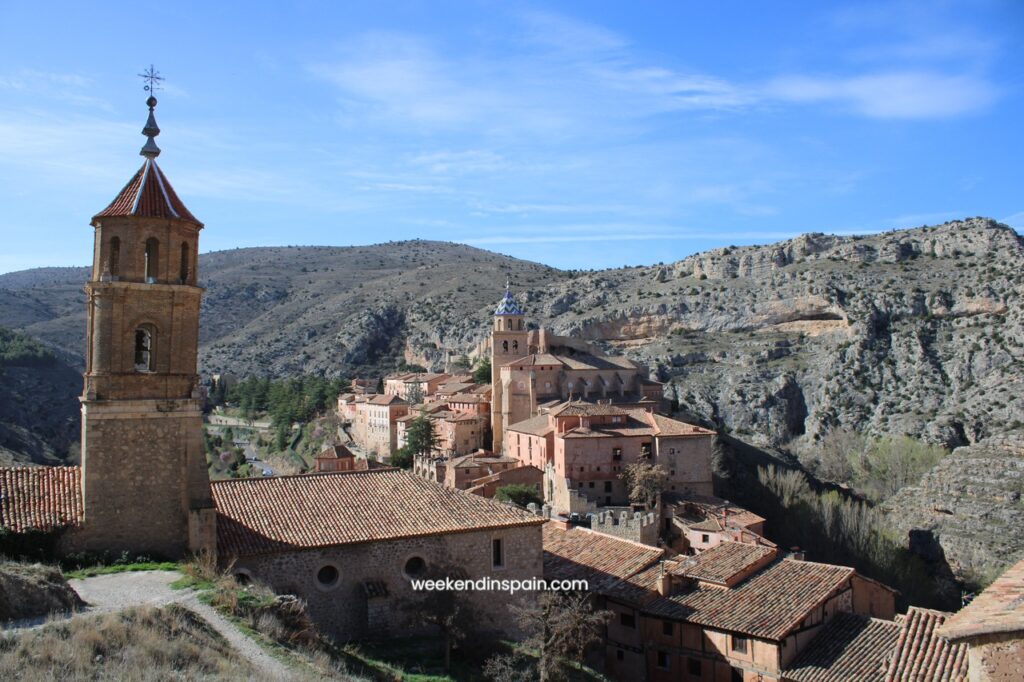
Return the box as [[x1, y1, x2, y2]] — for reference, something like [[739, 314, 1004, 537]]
[[2, 217, 1022, 583]]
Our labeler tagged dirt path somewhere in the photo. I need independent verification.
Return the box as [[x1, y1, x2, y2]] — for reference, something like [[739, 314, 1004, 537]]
[[58, 570, 300, 681]]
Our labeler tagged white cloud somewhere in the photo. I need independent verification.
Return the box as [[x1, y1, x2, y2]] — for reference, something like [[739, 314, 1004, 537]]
[[1000, 212, 1024, 229], [765, 71, 997, 119]]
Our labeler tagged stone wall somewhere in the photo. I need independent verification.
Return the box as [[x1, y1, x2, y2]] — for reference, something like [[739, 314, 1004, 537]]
[[232, 523, 543, 641], [72, 398, 213, 559], [592, 510, 659, 546]]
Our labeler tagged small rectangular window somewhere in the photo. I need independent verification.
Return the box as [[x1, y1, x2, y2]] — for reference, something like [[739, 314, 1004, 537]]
[[604, 481, 612, 492], [702, 534, 710, 543], [656, 651, 670, 669], [688, 657, 702, 676], [492, 538, 504, 568], [616, 649, 624, 661], [731, 635, 748, 654], [662, 620, 673, 636], [619, 612, 635, 628]]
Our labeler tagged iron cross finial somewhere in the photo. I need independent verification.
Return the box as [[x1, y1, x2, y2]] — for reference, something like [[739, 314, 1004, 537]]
[[138, 64, 164, 96]]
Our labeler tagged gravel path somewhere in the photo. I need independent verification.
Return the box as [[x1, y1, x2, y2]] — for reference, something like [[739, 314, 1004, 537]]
[[53, 570, 299, 681]]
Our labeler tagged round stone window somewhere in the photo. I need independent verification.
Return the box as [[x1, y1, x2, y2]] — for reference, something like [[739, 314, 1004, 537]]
[[404, 556, 427, 578], [316, 564, 340, 590]]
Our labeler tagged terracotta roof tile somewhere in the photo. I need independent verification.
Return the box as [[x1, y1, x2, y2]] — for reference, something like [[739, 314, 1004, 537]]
[[212, 469, 544, 557], [887, 607, 968, 681], [0, 466, 83, 532], [543, 523, 664, 591], [641, 558, 856, 640], [672, 541, 777, 586], [786, 613, 901, 682], [937, 558, 1024, 641], [367, 394, 407, 406], [317, 444, 355, 460], [93, 159, 201, 226]]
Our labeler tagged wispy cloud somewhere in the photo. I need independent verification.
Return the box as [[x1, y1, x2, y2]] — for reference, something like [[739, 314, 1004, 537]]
[[765, 71, 997, 119]]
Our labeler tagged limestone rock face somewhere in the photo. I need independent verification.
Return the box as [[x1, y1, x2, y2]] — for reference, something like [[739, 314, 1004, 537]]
[[3, 217, 1022, 448], [882, 437, 1024, 583]]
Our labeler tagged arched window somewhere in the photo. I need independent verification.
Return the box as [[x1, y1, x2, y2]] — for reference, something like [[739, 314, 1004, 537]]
[[512, 340, 519, 352], [518, 319, 523, 330], [109, 236, 120, 276], [502, 340, 509, 352], [506, 319, 512, 330], [134, 325, 154, 372], [144, 238, 159, 282], [179, 242, 189, 283]]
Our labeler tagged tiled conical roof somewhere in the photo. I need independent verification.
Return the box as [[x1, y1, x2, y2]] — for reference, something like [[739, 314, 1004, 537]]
[[93, 158, 202, 226]]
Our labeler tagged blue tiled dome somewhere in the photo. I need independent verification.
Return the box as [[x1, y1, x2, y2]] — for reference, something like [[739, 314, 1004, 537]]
[[494, 289, 524, 316]]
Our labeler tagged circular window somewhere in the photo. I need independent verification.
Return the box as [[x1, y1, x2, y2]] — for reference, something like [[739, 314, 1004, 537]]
[[404, 556, 427, 578], [316, 564, 340, 588]]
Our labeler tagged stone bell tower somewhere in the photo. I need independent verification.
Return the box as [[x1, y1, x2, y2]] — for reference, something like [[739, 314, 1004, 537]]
[[78, 84, 215, 558], [490, 281, 529, 451]]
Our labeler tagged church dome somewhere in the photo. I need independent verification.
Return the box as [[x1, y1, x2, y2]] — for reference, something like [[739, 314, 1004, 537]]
[[494, 288, 524, 316]]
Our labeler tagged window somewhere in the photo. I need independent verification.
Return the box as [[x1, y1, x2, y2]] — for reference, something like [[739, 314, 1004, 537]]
[[134, 326, 154, 372], [512, 340, 518, 352], [492, 538, 504, 568], [588, 481, 594, 488], [701, 534, 710, 543], [612, 448, 622, 460], [316, 564, 339, 588], [404, 556, 426, 578], [619, 612, 635, 628], [731, 635, 749, 654], [502, 340, 508, 352], [144, 238, 159, 281], [688, 658, 702, 677], [604, 481, 612, 492], [616, 649, 624, 661], [641, 443, 652, 458], [662, 620, 674, 636], [657, 651, 670, 669], [109, 236, 120, 276], [179, 242, 189, 283]]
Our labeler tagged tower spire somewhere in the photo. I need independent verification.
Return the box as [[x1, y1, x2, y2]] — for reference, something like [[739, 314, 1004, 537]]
[[138, 65, 164, 159]]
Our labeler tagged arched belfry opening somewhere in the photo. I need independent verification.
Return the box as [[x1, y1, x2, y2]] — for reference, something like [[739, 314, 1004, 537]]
[[144, 238, 159, 282], [179, 241, 189, 284], [109, 236, 120, 276], [134, 325, 154, 372]]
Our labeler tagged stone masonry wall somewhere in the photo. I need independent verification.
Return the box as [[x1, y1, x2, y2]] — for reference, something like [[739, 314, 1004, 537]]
[[232, 523, 544, 642]]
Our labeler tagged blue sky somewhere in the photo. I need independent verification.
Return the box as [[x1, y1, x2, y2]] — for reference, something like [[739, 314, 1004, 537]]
[[0, 1, 1021, 273]]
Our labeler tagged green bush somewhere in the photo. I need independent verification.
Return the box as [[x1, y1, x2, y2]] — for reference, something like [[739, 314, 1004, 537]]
[[495, 484, 542, 508]]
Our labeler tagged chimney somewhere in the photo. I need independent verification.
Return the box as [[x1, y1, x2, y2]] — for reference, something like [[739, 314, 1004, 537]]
[[657, 562, 673, 597]]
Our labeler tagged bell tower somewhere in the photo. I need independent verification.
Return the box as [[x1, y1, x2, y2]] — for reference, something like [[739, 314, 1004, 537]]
[[78, 79, 215, 558], [490, 281, 529, 451]]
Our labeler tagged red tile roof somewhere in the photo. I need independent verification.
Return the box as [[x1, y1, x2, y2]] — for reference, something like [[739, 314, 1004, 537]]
[[316, 444, 355, 460], [937, 558, 1024, 641], [93, 159, 201, 226], [672, 541, 777, 586], [0, 466, 83, 532], [887, 607, 968, 680], [212, 469, 544, 557], [785, 613, 901, 682], [640, 558, 856, 640], [543, 522, 664, 591]]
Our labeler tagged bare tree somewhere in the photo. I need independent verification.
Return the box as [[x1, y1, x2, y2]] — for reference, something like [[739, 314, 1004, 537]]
[[485, 592, 610, 682], [620, 460, 669, 508], [401, 565, 478, 673]]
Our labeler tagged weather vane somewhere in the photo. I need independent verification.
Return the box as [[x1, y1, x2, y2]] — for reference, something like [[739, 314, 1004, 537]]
[[138, 64, 164, 95]]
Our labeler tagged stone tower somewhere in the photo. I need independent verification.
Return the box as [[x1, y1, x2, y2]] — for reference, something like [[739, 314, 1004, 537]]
[[78, 94, 215, 558], [490, 283, 529, 451]]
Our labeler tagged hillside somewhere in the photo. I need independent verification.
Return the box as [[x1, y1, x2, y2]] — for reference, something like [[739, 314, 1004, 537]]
[[4, 218, 1020, 453], [2, 217, 1022, 582]]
